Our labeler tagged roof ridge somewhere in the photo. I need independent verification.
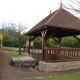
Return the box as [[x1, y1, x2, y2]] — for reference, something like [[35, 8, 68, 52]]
[[45, 6, 63, 25]]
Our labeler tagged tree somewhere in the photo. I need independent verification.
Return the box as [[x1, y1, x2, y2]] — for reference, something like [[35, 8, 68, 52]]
[[6, 22, 27, 55], [62, 0, 80, 18], [34, 37, 42, 48], [46, 38, 57, 47]]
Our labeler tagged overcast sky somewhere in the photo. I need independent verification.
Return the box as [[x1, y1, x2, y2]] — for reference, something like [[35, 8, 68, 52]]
[[0, 0, 61, 29], [0, 0, 80, 30]]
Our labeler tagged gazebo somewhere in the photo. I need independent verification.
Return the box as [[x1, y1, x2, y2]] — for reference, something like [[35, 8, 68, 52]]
[[25, 6, 80, 62]]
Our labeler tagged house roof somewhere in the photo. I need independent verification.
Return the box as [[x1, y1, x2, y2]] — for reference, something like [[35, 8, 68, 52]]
[[25, 6, 80, 37]]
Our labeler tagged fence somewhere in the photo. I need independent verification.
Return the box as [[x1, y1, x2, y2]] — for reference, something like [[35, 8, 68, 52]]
[[29, 47, 80, 62], [44, 47, 80, 62], [30, 48, 42, 64]]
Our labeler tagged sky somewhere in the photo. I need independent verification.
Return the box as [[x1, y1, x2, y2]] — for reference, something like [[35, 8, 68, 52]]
[[0, 0, 80, 31], [0, 0, 61, 30]]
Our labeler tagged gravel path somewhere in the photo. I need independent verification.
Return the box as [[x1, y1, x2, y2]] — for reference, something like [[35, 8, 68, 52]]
[[0, 51, 80, 80]]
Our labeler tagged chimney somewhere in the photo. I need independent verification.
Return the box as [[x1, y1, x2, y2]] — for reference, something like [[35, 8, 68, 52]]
[[50, 10, 52, 15], [60, 2, 62, 8]]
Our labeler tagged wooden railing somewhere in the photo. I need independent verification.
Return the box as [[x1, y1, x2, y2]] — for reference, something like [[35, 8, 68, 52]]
[[29, 47, 80, 62], [30, 48, 42, 64], [30, 48, 42, 54], [44, 47, 80, 62]]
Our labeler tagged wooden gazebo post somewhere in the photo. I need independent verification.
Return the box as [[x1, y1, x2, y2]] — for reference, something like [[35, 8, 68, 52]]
[[53, 37, 62, 58], [27, 36, 31, 54], [27, 36, 37, 54], [28, 40, 30, 54], [41, 29, 47, 60], [58, 37, 62, 48]]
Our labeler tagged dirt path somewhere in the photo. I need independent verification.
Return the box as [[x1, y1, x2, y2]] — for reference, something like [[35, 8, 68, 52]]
[[0, 51, 80, 80]]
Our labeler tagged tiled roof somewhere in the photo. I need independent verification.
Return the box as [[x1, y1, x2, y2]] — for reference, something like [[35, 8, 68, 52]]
[[26, 6, 80, 36]]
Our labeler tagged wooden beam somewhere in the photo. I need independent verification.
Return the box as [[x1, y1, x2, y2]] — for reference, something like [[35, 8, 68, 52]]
[[58, 37, 62, 48], [58, 37, 62, 43], [30, 36, 37, 41], [53, 37, 62, 48], [45, 31, 60, 41], [28, 36, 37, 41], [52, 37, 62, 43], [73, 36, 80, 41], [53, 38, 58, 43]]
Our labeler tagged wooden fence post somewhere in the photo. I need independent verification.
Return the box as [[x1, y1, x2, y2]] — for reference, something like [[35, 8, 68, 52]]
[[45, 47, 48, 62]]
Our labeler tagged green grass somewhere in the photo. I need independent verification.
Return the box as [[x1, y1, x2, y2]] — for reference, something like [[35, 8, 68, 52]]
[[21, 72, 80, 80], [10, 51, 26, 57], [3, 47, 26, 57], [3, 47, 18, 51]]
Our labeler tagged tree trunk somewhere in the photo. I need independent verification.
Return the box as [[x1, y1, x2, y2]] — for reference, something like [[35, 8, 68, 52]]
[[19, 38, 21, 55]]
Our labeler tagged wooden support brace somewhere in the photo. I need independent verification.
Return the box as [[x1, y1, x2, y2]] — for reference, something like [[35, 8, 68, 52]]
[[73, 36, 80, 41]]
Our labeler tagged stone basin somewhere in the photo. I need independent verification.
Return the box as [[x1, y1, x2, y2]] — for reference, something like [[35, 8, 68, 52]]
[[11, 56, 36, 67]]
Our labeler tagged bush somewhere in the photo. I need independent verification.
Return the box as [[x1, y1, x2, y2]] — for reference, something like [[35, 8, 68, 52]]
[[22, 44, 26, 48]]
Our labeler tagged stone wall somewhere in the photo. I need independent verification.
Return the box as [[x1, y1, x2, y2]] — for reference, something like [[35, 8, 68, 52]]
[[32, 53, 42, 65], [11, 56, 36, 67], [39, 61, 80, 72]]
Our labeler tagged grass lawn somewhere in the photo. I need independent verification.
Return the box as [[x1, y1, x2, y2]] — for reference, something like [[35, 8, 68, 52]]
[[3, 47, 18, 51], [3, 47, 26, 57], [10, 51, 26, 57], [21, 72, 80, 80]]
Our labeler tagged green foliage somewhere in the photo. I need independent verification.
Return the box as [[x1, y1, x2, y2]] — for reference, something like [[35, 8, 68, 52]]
[[21, 72, 80, 80], [22, 44, 26, 48], [1, 28, 80, 48], [34, 37, 42, 48], [0, 29, 28, 47], [46, 38, 57, 47], [3, 35, 12, 47], [21, 35, 28, 46], [34, 37, 57, 48], [13, 37, 19, 47], [2, 47, 26, 57], [2, 47, 16, 51], [34, 36, 80, 48], [2, 35, 19, 47], [61, 36, 80, 48]]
